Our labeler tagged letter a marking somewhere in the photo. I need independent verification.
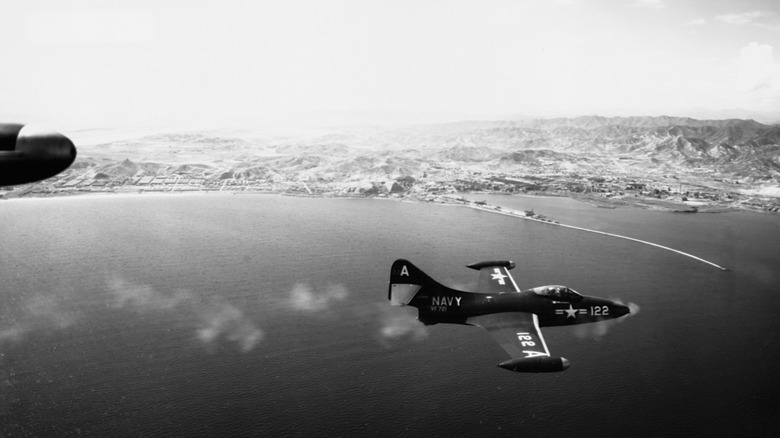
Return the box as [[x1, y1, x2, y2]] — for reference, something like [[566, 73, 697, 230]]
[[523, 351, 548, 358], [400, 265, 409, 276]]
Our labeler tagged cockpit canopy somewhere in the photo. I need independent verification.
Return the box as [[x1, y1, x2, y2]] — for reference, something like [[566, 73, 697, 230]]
[[532, 285, 583, 302]]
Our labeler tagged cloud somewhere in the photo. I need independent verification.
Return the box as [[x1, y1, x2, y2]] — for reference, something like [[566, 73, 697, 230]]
[[287, 282, 349, 312], [633, 0, 665, 9], [685, 18, 707, 26], [737, 42, 780, 94], [25, 9, 156, 44], [687, 11, 779, 31], [715, 10, 770, 25], [107, 276, 264, 353], [512, 0, 583, 8]]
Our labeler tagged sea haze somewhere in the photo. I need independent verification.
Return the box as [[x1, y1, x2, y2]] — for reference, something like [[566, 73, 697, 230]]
[[1, 194, 778, 436]]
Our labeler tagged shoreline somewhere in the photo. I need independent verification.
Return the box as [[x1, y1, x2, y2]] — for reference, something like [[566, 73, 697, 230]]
[[0, 188, 763, 214], [0, 190, 229, 203], [1, 189, 734, 270], [3, 180, 776, 214]]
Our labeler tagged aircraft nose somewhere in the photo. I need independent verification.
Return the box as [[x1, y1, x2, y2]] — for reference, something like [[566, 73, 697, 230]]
[[614, 303, 630, 318]]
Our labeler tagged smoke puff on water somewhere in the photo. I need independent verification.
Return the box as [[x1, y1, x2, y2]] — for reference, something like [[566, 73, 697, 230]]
[[288, 282, 349, 312], [26, 294, 77, 328], [194, 297, 264, 353], [108, 277, 192, 311], [285, 283, 429, 348], [377, 306, 428, 346], [380, 314, 428, 341], [107, 276, 264, 353], [0, 326, 27, 343], [0, 293, 79, 345], [1, 276, 383, 353]]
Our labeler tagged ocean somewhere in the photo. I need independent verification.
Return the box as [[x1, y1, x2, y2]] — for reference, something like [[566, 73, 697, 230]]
[[1, 193, 778, 436]]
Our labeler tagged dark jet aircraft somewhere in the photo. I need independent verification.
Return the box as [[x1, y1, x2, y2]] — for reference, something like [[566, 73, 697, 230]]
[[389, 259, 631, 372], [0, 124, 77, 186]]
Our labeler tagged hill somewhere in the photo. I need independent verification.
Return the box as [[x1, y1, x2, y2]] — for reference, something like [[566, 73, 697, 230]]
[[49, 116, 780, 198]]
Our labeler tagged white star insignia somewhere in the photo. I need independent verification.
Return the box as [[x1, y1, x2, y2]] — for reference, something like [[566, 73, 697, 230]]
[[491, 268, 507, 285], [564, 304, 578, 319]]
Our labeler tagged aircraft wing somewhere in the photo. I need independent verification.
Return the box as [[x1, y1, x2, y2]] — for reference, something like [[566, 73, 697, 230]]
[[467, 312, 569, 372], [466, 261, 520, 294], [467, 312, 549, 359]]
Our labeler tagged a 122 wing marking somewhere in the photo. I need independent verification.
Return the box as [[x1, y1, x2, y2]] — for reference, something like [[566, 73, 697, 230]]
[[467, 312, 551, 359]]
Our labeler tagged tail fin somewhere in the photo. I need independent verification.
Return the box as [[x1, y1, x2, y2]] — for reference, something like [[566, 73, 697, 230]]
[[389, 259, 426, 306], [389, 259, 454, 307]]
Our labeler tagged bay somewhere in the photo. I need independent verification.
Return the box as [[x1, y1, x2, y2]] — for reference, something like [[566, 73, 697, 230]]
[[1, 193, 778, 436]]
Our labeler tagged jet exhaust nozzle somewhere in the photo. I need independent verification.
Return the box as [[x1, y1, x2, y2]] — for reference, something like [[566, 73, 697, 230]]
[[498, 356, 570, 373]]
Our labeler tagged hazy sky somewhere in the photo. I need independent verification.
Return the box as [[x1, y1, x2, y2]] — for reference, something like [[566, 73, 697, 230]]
[[2, 0, 779, 128]]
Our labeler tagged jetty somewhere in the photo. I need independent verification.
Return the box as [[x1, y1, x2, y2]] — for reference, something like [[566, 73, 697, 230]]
[[467, 202, 728, 271]]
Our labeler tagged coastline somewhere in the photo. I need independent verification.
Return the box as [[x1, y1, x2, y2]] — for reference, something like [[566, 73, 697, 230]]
[[0, 190, 229, 203], [0, 187, 755, 215], [1, 189, 734, 271]]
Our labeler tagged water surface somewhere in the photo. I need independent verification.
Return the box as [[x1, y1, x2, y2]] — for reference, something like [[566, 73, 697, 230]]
[[1, 193, 778, 436]]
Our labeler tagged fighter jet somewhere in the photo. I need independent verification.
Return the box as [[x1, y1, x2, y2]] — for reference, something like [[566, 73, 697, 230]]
[[388, 259, 631, 372], [0, 124, 77, 186]]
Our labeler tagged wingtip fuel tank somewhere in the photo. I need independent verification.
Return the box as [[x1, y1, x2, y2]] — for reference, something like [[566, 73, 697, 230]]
[[0, 124, 77, 186], [498, 357, 571, 373]]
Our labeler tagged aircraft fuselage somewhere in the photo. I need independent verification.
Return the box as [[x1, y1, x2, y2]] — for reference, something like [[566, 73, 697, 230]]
[[415, 290, 629, 326]]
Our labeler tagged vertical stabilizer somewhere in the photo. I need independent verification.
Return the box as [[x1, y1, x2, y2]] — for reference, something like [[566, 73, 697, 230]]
[[388, 259, 428, 306]]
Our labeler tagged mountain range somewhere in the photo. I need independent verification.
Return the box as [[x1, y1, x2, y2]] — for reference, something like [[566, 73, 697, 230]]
[[75, 116, 780, 187]]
